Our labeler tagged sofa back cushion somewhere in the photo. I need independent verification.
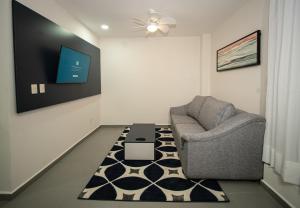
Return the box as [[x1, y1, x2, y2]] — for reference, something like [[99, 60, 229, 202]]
[[198, 97, 236, 130], [187, 96, 206, 120]]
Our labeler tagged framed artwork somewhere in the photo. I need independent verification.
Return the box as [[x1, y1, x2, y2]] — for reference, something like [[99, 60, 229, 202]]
[[216, 30, 261, 72]]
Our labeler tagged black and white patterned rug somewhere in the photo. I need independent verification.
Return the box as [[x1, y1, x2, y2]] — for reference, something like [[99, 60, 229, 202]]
[[78, 127, 229, 202]]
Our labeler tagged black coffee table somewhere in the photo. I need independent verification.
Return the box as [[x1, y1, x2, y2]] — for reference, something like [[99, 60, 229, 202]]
[[124, 123, 155, 160]]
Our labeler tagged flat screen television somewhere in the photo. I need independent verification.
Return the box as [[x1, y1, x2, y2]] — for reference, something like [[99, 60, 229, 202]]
[[56, 46, 91, 83]]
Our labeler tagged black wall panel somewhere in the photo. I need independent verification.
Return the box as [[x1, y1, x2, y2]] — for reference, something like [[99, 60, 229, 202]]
[[12, 1, 101, 113]]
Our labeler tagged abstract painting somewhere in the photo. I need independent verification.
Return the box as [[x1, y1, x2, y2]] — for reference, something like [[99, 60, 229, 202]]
[[217, 30, 261, 71]]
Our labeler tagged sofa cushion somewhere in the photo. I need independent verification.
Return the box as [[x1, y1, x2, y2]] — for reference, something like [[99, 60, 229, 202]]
[[187, 96, 206, 119], [171, 114, 198, 124], [174, 123, 206, 148], [198, 97, 236, 130]]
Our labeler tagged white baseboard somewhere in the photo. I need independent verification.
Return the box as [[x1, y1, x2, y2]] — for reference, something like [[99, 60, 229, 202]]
[[261, 179, 294, 208], [1, 125, 100, 196]]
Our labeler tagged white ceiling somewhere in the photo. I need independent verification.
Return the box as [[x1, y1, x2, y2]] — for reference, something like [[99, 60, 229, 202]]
[[56, 0, 248, 37]]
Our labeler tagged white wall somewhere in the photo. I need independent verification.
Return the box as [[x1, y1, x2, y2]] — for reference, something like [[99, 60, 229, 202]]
[[0, 0, 101, 193], [0, 1, 12, 191], [100, 37, 201, 125], [210, 0, 300, 207], [200, 34, 212, 96], [211, 0, 269, 115]]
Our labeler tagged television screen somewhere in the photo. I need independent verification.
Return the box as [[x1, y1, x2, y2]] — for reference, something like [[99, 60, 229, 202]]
[[56, 46, 91, 83]]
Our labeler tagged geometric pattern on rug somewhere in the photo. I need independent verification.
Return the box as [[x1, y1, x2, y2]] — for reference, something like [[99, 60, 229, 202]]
[[78, 127, 229, 202]]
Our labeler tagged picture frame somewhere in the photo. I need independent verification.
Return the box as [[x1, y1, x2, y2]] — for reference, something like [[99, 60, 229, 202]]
[[216, 30, 261, 72]]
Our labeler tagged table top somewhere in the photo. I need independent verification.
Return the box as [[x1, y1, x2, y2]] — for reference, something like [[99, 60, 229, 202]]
[[125, 123, 155, 143]]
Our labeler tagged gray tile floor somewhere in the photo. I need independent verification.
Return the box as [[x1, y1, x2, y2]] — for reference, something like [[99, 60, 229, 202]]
[[0, 126, 283, 208]]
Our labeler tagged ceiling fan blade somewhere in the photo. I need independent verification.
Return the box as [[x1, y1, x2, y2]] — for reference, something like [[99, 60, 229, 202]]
[[133, 27, 146, 32], [132, 17, 145, 22], [133, 25, 146, 28], [132, 27, 146, 32], [148, 9, 159, 15], [148, 9, 161, 22], [150, 16, 160, 24], [132, 18, 146, 26], [133, 22, 146, 27], [158, 24, 170, 33], [159, 16, 176, 25]]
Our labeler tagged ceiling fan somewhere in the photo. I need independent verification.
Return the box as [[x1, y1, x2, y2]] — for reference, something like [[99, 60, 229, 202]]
[[132, 9, 176, 35]]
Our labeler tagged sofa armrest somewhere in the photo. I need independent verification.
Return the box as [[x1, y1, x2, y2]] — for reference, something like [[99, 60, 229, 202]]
[[170, 104, 189, 115], [181, 112, 265, 143], [179, 112, 266, 179]]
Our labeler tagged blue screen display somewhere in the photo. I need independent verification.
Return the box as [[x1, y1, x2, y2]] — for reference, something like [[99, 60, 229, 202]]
[[56, 46, 91, 83]]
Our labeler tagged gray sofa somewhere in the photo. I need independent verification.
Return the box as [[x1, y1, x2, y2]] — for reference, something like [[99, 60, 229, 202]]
[[170, 96, 265, 180]]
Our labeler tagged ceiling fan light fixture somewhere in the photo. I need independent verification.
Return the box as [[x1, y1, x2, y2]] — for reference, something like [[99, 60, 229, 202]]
[[147, 23, 158, 33], [133, 9, 176, 36]]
